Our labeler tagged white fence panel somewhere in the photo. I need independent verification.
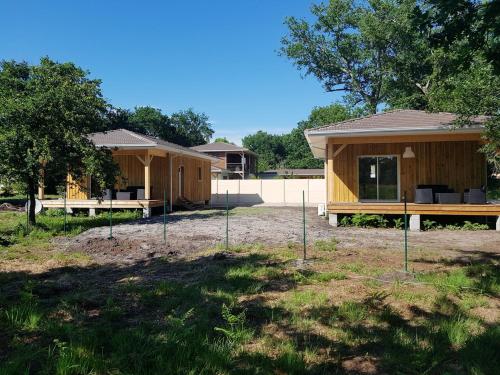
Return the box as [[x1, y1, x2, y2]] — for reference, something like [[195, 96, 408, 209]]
[[210, 179, 325, 206]]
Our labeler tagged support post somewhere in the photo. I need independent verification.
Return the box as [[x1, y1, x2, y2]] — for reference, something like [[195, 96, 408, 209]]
[[303, 190, 306, 260], [143, 207, 152, 218], [144, 153, 152, 200], [496, 216, 500, 231], [409, 214, 421, 232], [328, 213, 338, 227], [89, 208, 96, 217], [38, 167, 45, 199]]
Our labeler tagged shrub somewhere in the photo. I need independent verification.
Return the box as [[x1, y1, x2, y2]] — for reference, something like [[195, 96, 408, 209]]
[[339, 216, 351, 226], [461, 221, 489, 231], [42, 208, 66, 217], [422, 219, 438, 231], [393, 217, 404, 229], [350, 214, 388, 228]]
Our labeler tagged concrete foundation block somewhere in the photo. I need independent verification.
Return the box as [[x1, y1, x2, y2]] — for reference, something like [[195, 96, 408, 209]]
[[496, 216, 500, 231], [409, 214, 421, 232], [328, 213, 338, 227], [143, 208, 152, 218], [89, 208, 96, 217]]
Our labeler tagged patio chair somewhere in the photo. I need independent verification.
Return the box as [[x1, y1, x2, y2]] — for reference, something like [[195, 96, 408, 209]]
[[464, 188, 486, 204], [436, 192, 461, 204], [116, 191, 131, 200], [103, 189, 113, 200], [415, 188, 433, 204]]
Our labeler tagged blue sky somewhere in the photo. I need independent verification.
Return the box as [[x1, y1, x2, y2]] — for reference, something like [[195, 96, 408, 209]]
[[0, 0, 342, 144]]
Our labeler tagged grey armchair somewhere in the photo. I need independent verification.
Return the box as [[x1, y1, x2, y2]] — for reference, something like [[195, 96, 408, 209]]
[[464, 188, 486, 204], [415, 188, 433, 204]]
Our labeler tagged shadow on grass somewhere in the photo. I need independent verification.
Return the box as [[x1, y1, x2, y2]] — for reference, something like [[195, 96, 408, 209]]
[[0, 250, 499, 374]]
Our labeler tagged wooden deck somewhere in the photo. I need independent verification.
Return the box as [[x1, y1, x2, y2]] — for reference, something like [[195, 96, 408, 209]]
[[41, 199, 164, 209], [327, 202, 500, 216]]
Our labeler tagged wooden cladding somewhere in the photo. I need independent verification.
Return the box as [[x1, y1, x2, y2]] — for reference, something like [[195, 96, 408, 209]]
[[328, 140, 486, 203], [67, 149, 211, 203]]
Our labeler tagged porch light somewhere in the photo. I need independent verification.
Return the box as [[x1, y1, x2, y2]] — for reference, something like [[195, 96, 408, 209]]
[[403, 146, 415, 159]]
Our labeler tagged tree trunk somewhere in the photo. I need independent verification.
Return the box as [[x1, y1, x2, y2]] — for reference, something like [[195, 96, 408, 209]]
[[28, 183, 36, 226]]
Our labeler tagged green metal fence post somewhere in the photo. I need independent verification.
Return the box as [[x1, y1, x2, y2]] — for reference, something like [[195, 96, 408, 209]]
[[163, 189, 167, 244], [108, 194, 113, 240], [404, 191, 408, 272], [303, 190, 306, 261], [225, 190, 229, 250], [63, 192, 67, 235], [26, 193, 29, 233]]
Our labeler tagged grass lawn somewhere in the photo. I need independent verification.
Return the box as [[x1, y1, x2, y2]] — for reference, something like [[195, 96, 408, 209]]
[[0, 211, 499, 374]]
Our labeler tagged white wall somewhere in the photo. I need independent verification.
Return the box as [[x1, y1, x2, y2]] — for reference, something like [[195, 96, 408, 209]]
[[211, 179, 326, 206]]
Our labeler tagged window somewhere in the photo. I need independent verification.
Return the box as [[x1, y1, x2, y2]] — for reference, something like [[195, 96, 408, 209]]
[[358, 156, 399, 201], [198, 167, 202, 181]]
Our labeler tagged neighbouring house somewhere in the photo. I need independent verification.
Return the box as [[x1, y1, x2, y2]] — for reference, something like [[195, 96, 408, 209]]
[[39, 129, 217, 217], [191, 142, 258, 179], [259, 168, 324, 179], [305, 110, 500, 231]]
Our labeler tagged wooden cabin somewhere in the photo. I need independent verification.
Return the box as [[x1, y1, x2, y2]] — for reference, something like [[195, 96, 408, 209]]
[[40, 129, 216, 217], [305, 110, 500, 230], [191, 142, 258, 179]]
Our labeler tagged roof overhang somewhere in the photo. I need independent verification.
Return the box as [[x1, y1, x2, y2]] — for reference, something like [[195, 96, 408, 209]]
[[95, 143, 219, 163], [305, 127, 485, 159]]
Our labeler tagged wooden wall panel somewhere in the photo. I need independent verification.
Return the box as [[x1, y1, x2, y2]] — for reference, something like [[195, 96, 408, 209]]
[[67, 174, 89, 199], [171, 155, 211, 203], [328, 140, 485, 203], [67, 148, 211, 204]]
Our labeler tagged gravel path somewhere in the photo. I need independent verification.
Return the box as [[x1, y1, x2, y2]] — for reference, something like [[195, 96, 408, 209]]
[[66, 207, 500, 264]]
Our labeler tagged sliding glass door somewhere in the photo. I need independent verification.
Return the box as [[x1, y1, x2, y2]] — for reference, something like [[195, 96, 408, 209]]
[[358, 156, 399, 201]]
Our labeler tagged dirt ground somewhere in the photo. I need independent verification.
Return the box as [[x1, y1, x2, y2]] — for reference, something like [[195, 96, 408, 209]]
[[64, 207, 500, 266]]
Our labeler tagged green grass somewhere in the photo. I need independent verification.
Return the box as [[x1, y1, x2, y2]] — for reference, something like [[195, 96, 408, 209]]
[[1, 216, 499, 374], [313, 237, 338, 252]]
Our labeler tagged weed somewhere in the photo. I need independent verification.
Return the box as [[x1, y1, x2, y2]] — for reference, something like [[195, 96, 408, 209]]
[[313, 238, 338, 252], [337, 301, 368, 322], [393, 217, 404, 229], [351, 214, 388, 228], [214, 304, 253, 344]]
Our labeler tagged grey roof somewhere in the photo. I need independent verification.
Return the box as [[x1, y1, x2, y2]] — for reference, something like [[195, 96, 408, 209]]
[[88, 129, 216, 161], [306, 109, 487, 134], [191, 142, 257, 155], [261, 169, 324, 176]]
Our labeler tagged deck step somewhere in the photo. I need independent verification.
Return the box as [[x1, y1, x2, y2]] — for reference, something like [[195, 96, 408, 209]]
[[177, 197, 205, 211]]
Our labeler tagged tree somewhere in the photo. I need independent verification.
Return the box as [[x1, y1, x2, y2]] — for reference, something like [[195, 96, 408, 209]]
[[283, 103, 356, 168], [281, 0, 429, 113], [242, 131, 286, 172], [214, 137, 231, 143], [0, 57, 119, 225], [170, 108, 214, 147]]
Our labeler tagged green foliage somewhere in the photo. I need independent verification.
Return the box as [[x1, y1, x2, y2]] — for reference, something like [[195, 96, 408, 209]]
[[109, 106, 214, 147], [243, 103, 356, 171], [213, 137, 230, 143], [337, 301, 368, 323], [281, 0, 428, 113], [214, 304, 253, 344], [0, 57, 119, 224], [350, 214, 388, 228], [242, 130, 286, 171], [339, 215, 351, 227], [423, 219, 438, 231], [393, 217, 404, 229], [313, 237, 338, 252]]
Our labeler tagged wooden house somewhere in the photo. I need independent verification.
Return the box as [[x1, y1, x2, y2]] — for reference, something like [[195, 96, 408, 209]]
[[39, 129, 216, 217], [305, 110, 500, 230], [191, 142, 258, 179]]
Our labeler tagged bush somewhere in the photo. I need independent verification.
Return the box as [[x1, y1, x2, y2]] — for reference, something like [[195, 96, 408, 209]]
[[42, 209, 66, 217], [393, 217, 404, 229], [350, 214, 388, 228]]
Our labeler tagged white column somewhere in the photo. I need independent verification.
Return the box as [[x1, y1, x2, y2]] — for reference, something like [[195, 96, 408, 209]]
[[496, 216, 500, 231], [89, 208, 96, 217], [410, 214, 421, 231], [329, 213, 338, 227], [143, 207, 151, 218], [144, 153, 151, 200]]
